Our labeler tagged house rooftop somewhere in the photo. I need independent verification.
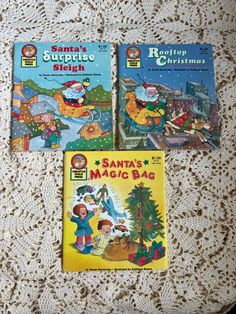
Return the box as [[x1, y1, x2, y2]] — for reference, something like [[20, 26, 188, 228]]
[[11, 118, 31, 139], [173, 94, 198, 100], [195, 92, 210, 99], [13, 76, 22, 84], [29, 101, 55, 116], [120, 77, 138, 86], [187, 81, 202, 86], [13, 92, 28, 101]]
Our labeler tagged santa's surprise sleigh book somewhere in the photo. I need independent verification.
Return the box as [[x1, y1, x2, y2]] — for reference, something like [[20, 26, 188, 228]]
[[63, 151, 168, 271], [118, 44, 219, 150], [11, 42, 113, 151]]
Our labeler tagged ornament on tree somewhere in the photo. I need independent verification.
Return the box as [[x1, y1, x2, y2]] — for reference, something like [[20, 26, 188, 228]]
[[125, 183, 165, 244]]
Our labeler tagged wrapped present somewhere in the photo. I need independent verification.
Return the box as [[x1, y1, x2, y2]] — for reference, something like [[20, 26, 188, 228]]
[[149, 241, 165, 260], [128, 245, 152, 266]]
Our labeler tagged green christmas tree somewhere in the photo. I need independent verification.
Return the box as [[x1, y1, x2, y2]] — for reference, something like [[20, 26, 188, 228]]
[[125, 182, 165, 245]]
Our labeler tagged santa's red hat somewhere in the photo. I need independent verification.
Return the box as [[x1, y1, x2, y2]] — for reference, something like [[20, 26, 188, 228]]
[[143, 83, 155, 89], [63, 80, 82, 88]]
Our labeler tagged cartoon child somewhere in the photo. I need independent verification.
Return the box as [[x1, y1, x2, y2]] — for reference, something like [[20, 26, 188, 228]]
[[67, 203, 98, 254], [47, 123, 62, 149], [24, 46, 35, 57], [74, 157, 86, 168], [38, 114, 53, 147], [90, 220, 113, 256]]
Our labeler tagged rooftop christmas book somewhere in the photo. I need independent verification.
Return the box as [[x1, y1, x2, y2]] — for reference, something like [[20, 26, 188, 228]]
[[11, 42, 112, 151], [63, 151, 167, 271], [118, 44, 219, 150]]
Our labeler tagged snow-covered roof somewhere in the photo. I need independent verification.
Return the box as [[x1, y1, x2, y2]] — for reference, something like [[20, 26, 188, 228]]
[[195, 92, 210, 99], [13, 76, 22, 84], [187, 81, 202, 86], [173, 94, 198, 100], [13, 92, 28, 101], [11, 118, 31, 139], [29, 101, 55, 116]]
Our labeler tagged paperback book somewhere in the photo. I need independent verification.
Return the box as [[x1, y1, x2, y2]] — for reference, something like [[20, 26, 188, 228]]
[[11, 42, 112, 151], [118, 44, 219, 150], [63, 151, 167, 271]]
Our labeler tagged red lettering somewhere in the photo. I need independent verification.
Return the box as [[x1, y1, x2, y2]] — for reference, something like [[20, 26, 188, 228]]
[[110, 160, 116, 168], [129, 161, 135, 168], [102, 158, 109, 168], [122, 172, 129, 179], [101, 170, 109, 177], [117, 160, 124, 168], [132, 170, 140, 180], [137, 160, 142, 167], [110, 171, 116, 178], [89, 169, 101, 179], [53, 64, 59, 71], [149, 172, 155, 179]]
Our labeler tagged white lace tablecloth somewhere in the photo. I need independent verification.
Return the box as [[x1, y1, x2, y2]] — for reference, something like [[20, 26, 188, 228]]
[[0, 0, 236, 313]]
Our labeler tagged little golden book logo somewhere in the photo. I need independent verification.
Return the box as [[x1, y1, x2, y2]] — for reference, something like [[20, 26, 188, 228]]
[[21, 44, 37, 67], [70, 154, 88, 181], [126, 46, 141, 68]]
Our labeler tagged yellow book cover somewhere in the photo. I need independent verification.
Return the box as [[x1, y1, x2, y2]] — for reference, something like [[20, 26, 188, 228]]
[[63, 151, 168, 271]]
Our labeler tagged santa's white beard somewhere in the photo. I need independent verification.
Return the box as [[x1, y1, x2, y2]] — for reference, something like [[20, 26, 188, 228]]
[[135, 86, 158, 102], [62, 87, 85, 99]]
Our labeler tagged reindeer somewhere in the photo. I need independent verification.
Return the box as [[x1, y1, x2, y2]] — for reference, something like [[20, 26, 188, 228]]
[[165, 111, 211, 142]]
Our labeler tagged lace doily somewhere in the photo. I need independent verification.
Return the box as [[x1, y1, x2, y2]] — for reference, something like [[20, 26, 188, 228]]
[[0, 0, 235, 313]]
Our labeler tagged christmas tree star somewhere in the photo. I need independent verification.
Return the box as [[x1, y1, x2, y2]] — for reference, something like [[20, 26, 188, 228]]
[[143, 159, 149, 165], [138, 182, 144, 187], [95, 160, 100, 165]]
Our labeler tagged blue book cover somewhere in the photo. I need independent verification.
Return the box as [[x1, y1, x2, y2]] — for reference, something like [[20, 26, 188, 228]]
[[118, 44, 219, 150], [11, 42, 112, 151]]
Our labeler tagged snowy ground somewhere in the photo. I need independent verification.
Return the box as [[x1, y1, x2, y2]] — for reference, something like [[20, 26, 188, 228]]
[[28, 94, 112, 151], [29, 95, 88, 151]]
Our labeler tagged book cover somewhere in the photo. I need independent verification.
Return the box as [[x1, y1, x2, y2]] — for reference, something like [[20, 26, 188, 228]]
[[63, 151, 167, 271], [118, 44, 219, 150], [11, 42, 112, 151]]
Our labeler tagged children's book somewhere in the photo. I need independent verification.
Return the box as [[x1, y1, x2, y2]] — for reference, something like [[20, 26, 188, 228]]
[[63, 151, 167, 271], [118, 44, 219, 150], [11, 42, 112, 151]]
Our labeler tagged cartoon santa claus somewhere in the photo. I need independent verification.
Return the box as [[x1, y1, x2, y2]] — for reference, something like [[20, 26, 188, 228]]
[[53, 77, 93, 118], [62, 78, 90, 106]]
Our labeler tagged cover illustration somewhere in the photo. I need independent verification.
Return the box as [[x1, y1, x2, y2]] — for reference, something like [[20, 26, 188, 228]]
[[11, 42, 112, 151], [118, 44, 219, 150], [63, 151, 167, 271]]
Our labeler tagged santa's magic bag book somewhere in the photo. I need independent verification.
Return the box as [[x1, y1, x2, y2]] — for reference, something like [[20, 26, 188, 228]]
[[63, 151, 168, 271], [11, 42, 112, 151]]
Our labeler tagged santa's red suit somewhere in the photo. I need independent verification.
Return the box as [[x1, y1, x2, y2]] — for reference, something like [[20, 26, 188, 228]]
[[167, 112, 197, 134]]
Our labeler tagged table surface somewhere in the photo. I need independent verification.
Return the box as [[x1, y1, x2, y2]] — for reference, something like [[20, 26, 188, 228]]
[[0, 0, 235, 313]]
